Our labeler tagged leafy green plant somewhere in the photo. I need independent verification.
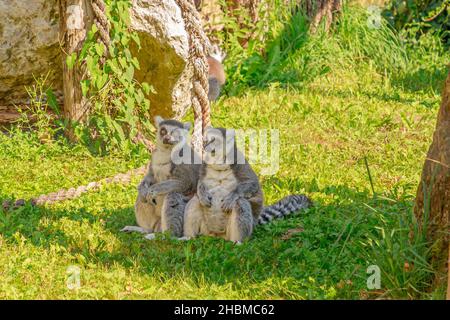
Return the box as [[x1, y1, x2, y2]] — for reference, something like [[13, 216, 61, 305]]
[[213, 1, 412, 95], [212, 0, 309, 94], [384, 0, 450, 47], [213, 1, 448, 97], [14, 73, 61, 144], [70, 0, 154, 155], [358, 201, 436, 299]]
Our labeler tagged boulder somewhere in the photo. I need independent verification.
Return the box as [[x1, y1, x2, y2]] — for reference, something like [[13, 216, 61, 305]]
[[0, 0, 193, 123], [0, 0, 62, 107], [130, 0, 192, 119]]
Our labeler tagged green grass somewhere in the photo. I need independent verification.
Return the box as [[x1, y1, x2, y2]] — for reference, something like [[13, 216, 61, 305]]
[[0, 3, 449, 299], [0, 68, 446, 299]]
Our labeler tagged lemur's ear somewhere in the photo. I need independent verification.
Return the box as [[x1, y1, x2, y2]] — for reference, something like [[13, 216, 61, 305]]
[[154, 116, 164, 127], [183, 122, 191, 131]]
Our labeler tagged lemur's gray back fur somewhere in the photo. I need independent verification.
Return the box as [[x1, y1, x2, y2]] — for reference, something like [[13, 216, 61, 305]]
[[124, 117, 200, 238], [203, 127, 311, 225], [149, 119, 200, 237], [208, 78, 221, 101], [156, 118, 200, 194], [169, 143, 201, 196], [183, 126, 312, 242], [211, 127, 312, 225]]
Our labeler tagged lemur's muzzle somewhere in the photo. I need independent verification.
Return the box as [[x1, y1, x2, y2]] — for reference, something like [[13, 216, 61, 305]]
[[163, 137, 172, 144], [163, 136, 177, 145]]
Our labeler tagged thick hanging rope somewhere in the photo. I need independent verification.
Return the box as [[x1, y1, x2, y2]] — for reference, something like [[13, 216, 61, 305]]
[[175, 0, 211, 153], [92, 0, 110, 64], [2, 0, 211, 212]]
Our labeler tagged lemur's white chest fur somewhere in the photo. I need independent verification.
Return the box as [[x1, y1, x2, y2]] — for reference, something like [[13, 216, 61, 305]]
[[202, 165, 238, 233], [151, 148, 172, 182]]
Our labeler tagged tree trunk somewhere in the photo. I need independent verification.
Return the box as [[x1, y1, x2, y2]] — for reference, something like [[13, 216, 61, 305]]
[[414, 70, 450, 296], [448, 243, 450, 299], [292, 0, 342, 33], [58, 0, 93, 139]]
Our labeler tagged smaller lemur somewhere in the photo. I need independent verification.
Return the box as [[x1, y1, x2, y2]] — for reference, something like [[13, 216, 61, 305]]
[[207, 48, 226, 101], [182, 127, 311, 243], [121, 116, 200, 239]]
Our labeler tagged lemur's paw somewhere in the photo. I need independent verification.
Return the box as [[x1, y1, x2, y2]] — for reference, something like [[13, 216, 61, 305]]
[[199, 195, 212, 208], [146, 185, 159, 197], [121, 226, 149, 234], [221, 194, 237, 213], [177, 236, 191, 241], [200, 198, 212, 208], [144, 233, 157, 240], [145, 189, 159, 204]]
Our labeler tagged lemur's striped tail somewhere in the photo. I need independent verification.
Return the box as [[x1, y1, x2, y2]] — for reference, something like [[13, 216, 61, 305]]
[[257, 194, 312, 225]]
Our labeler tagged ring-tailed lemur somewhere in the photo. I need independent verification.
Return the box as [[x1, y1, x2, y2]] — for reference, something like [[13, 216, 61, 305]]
[[207, 46, 226, 101], [121, 116, 200, 239], [182, 127, 311, 243]]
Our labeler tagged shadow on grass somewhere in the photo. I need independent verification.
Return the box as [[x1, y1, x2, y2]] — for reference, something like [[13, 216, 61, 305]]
[[391, 64, 449, 96], [0, 179, 425, 298]]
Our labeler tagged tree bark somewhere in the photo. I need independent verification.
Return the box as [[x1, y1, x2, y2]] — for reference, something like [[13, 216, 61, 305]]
[[414, 71, 450, 296], [292, 0, 342, 33], [448, 243, 450, 299], [58, 0, 93, 139]]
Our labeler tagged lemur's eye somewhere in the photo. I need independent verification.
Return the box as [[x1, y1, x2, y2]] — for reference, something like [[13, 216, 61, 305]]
[[160, 128, 167, 136]]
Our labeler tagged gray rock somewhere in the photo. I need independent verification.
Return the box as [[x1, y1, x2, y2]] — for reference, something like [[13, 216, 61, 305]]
[[0, 0, 193, 121], [130, 0, 192, 120]]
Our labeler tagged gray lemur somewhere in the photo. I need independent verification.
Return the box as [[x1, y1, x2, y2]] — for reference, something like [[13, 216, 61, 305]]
[[182, 127, 312, 243], [207, 47, 226, 101], [121, 116, 200, 239]]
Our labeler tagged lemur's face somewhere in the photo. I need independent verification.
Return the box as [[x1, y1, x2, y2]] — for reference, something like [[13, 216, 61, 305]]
[[154, 116, 191, 147], [203, 127, 235, 165]]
